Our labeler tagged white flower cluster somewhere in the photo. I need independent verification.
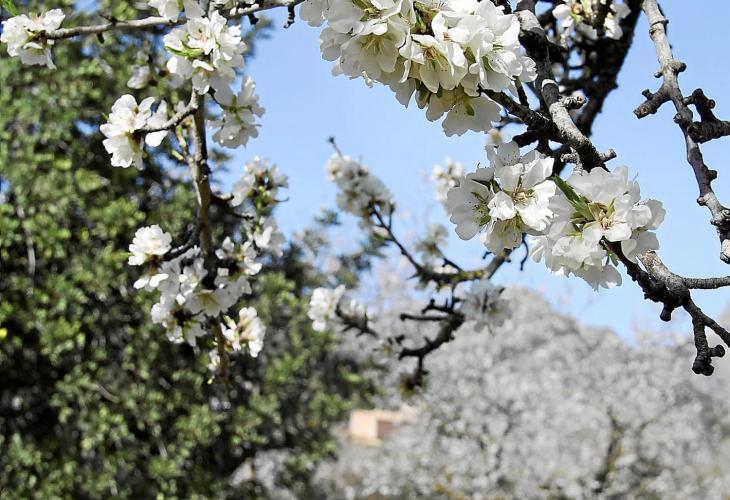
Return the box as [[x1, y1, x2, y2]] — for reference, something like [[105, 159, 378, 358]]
[[302, 0, 536, 135], [230, 156, 288, 205], [531, 165, 665, 289], [148, 246, 251, 346], [460, 279, 509, 331], [3, 3, 264, 157], [128, 224, 173, 267], [308, 285, 366, 332], [431, 158, 464, 205], [326, 154, 393, 218], [553, 0, 630, 43], [101, 95, 169, 169], [98, 3, 265, 168], [308, 285, 346, 332], [125, 159, 288, 365], [163, 4, 246, 96], [228, 157, 288, 257], [221, 306, 266, 358], [0, 9, 64, 69], [446, 141, 556, 253], [446, 142, 665, 289], [211, 76, 265, 148]]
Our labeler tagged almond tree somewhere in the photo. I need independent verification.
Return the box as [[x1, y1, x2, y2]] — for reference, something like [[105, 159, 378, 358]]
[[3, 0, 730, 445], [314, 289, 730, 498]]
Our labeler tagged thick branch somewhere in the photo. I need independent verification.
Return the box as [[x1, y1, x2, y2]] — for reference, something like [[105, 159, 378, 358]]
[[226, 0, 306, 19], [42, 0, 304, 41], [634, 0, 730, 263], [516, 8, 604, 170], [187, 93, 230, 397], [43, 16, 181, 41]]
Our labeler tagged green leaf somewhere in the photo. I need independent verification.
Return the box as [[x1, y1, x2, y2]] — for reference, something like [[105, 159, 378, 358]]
[[580, 0, 593, 15], [165, 45, 204, 59], [552, 175, 593, 220], [551, 175, 581, 204], [2, 0, 19, 16]]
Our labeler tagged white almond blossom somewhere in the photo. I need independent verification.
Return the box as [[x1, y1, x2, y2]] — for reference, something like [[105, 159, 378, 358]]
[[445, 142, 556, 252], [309, 0, 535, 134], [1, 9, 65, 68], [222, 307, 266, 357], [216, 237, 264, 276], [149, 0, 181, 19], [101, 95, 168, 169], [148, 0, 204, 19], [127, 65, 153, 89], [481, 142, 556, 253], [186, 271, 250, 317], [300, 0, 329, 27], [326, 154, 393, 217], [553, 0, 630, 42], [460, 279, 509, 331], [531, 166, 665, 289], [432, 158, 464, 204], [445, 166, 495, 240], [230, 157, 288, 207], [133, 271, 170, 291], [128, 225, 173, 266], [254, 217, 286, 257], [211, 76, 265, 148], [339, 296, 367, 323], [401, 32, 468, 94], [148, 250, 208, 342], [164, 10, 246, 95], [308, 285, 346, 332], [168, 316, 207, 346]]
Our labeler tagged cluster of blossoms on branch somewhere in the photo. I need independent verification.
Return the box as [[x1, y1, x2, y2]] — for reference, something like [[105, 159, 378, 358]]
[[308, 285, 368, 333], [0, 0, 276, 376], [128, 158, 287, 367], [531, 165, 665, 288], [300, 0, 536, 135], [552, 0, 630, 43], [4, 0, 729, 379], [0, 9, 65, 68], [446, 141, 557, 254], [100, 95, 169, 169], [446, 141, 665, 290], [460, 279, 509, 331], [308, 152, 510, 336], [431, 158, 464, 205], [163, 1, 245, 96], [326, 153, 394, 222], [99, 2, 263, 170]]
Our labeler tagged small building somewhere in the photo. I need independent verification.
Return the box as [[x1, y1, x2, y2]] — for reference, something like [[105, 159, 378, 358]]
[[348, 406, 416, 446]]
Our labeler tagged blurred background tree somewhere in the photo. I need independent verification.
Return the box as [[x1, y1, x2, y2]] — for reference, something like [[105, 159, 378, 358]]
[[0, 2, 374, 498], [313, 287, 730, 499]]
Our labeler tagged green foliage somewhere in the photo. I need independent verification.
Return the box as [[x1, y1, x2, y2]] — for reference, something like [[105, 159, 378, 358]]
[[0, 3, 371, 497], [2, 0, 19, 16]]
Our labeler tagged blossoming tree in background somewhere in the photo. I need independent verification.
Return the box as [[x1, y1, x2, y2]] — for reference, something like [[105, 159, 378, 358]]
[[4, 0, 730, 388], [313, 290, 730, 498]]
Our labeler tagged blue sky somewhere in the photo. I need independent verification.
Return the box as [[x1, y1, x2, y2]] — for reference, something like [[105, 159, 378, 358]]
[[230, 2, 730, 339]]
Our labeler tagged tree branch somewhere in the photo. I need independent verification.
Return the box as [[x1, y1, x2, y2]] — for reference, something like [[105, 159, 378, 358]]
[[634, 0, 730, 263]]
